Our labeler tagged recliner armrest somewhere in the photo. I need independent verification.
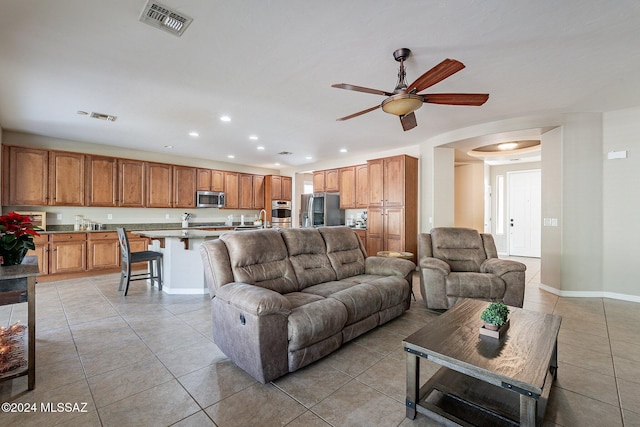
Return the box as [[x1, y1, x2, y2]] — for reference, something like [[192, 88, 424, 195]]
[[480, 258, 526, 277], [419, 257, 451, 276], [215, 283, 292, 316], [365, 256, 416, 277]]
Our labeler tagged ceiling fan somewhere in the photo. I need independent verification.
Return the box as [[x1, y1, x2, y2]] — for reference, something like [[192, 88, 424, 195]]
[[332, 48, 489, 131]]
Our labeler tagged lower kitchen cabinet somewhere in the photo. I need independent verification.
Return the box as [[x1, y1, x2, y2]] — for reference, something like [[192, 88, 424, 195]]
[[88, 232, 120, 270], [49, 233, 87, 274], [26, 234, 50, 275]]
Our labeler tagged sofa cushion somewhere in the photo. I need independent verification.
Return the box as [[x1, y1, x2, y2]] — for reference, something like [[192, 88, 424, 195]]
[[287, 298, 347, 351], [220, 229, 299, 294], [430, 227, 487, 272], [446, 272, 506, 300], [365, 276, 411, 310], [319, 227, 365, 280], [279, 228, 336, 289], [283, 292, 324, 309], [329, 283, 382, 325], [302, 281, 359, 298]]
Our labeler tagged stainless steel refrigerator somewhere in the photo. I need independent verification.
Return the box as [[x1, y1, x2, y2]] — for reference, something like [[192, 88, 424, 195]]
[[300, 193, 345, 227]]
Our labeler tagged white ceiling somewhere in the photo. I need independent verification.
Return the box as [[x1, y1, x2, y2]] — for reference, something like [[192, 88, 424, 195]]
[[1, 1, 640, 169]]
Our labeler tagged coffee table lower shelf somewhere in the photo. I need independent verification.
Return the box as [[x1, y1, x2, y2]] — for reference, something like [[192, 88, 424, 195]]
[[411, 366, 555, 427]]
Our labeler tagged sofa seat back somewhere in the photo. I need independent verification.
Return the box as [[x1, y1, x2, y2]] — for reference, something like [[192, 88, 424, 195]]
[[219, 229, 299, 294], [430, 227, 490, 272], [318, 227, 366, 279], [279, 228, 336, 289]]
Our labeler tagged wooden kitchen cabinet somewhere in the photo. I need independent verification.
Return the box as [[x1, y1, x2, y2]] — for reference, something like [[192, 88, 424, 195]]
[[49, 150, 85, 206], [146, 162, 173, 208], [253, 175, 265, 209], [26, 234, 49, 275], [355, 164, 368, 208], [267, 175, 292, 201], [196, 169, 224, 192], [86, 155, 118, 207], [118, 159, 146, 207], [87, 232, 120, 270], [339, 167, 356, 209], [340, 164, 368, 209], [3, 146, 49, 206], [173, 165, 196, 208], [366, 155, 418, 260], [49, 233, 87, 274], [239, 174, 265, 209], [313, 169, 339, 193], [223, 172, 239, 209]]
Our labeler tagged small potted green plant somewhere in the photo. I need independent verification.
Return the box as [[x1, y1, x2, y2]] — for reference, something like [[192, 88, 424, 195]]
[[480, 302, 509, 331]]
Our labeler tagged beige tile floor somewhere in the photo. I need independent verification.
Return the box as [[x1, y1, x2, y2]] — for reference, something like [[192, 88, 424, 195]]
[[1, 258, 639, 426]]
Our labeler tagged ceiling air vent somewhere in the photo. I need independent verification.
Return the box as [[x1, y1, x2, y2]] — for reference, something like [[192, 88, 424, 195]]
[[90, 112, 117, 122], [139, 0, 193, 37]]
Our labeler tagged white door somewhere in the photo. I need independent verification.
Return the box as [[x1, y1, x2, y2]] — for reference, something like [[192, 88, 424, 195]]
[[508, 170, 541, 257]]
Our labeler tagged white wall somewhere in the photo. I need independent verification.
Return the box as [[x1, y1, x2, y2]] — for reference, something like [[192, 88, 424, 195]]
[[541, 127, 562, 290], [603, 107, 640, 297], [454, 162, 484, 231]]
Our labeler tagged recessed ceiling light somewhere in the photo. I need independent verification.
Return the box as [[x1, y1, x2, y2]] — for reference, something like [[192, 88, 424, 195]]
[[257, 146, 265, 151], [227, 155, 235, 159], [188, 131, 199, 137], [340, 148, 348, 153], [164, 145, 174, 149], [275, 163, 281, 166], [249, 135, 258, 140], [305, 156, 312, 160], [220, 115, 231, 122], [498, 142, 518, 150]]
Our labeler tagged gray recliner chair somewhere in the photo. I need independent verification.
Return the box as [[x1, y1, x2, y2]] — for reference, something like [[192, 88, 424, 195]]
[[418, 227, 526, 309]]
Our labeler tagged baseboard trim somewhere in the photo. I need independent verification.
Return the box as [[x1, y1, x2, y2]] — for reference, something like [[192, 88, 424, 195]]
[[539, 283, 640, 303]]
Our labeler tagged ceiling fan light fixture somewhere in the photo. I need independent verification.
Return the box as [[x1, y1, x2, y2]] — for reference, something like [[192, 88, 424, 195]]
[[381, 93, 423, 116]]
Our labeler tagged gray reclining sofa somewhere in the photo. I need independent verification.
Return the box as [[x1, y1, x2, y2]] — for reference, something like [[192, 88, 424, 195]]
[[200, 226, 416, 383]]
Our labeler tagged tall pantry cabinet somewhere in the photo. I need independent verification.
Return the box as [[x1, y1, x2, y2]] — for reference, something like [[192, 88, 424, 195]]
[[366, 154, 418, 261]]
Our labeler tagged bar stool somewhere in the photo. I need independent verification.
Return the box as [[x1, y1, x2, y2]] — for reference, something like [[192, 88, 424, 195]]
[[116, 228, 163, 296]]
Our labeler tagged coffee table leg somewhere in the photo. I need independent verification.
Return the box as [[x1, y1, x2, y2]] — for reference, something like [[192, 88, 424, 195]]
[[520, 394, 536, 426], [406, 351, 419, 419]]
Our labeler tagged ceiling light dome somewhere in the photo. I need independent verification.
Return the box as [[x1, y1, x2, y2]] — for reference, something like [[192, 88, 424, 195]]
[[381, 93, 423, 116]]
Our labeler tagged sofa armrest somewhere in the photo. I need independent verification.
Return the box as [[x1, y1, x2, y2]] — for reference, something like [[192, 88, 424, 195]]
[[215, 282, 292, 317], [480, 258, 526, 277], [365, 256, 416, 277], [419, 257, 451, 276]]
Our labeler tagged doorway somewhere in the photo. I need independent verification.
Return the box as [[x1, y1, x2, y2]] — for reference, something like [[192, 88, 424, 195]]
[[507, 169, 541, 257]]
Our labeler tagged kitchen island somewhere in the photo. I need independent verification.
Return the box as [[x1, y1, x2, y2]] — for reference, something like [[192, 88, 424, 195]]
[[132, 229, 230, 294]]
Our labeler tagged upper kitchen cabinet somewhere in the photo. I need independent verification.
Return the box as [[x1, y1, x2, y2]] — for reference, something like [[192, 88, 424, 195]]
[[118, 159, 145, 207], [49, 151, 85, 206], [223, 172, 239, 209], [86, 155, 118, 207], [266, 175, 292, 201], [239, 174, 265, 209], [339, 164, 368, 209], [313, 169, 339, 193], [3, 145, 49, 206], [196, 168, 224, 192], [368, 155, 416, 208], [146, 162, 173, 208], [173, 166, 197, 208]]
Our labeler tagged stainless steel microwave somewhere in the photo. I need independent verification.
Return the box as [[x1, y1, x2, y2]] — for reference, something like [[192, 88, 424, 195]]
[[196, 191, 225, 208]]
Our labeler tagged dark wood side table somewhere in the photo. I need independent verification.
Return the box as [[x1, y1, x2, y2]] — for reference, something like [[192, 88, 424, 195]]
[[0, 263, 39, 390]]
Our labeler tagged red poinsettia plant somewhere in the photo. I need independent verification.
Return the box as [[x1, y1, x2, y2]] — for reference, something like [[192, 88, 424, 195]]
[[0, 212, 41, 266]]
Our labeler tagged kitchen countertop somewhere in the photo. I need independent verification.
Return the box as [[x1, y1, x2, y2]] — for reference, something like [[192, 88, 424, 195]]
[[41, 222, 237, 234], [132, 229, 229, 239]]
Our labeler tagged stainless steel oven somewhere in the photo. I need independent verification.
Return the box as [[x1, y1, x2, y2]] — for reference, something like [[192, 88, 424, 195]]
[[271, 200, 292, 228]]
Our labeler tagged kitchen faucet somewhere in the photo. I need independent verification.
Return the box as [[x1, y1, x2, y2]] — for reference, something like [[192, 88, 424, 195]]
[[258, 209, 267, 228]]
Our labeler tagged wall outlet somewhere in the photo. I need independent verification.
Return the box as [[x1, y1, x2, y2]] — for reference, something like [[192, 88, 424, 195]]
[[56, 213, 63, 220], [107, 214, 113, 220], [165, 214, 170, 219]]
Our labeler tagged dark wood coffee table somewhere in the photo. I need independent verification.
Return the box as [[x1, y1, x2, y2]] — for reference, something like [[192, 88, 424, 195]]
[[404, 298, 561, 426]]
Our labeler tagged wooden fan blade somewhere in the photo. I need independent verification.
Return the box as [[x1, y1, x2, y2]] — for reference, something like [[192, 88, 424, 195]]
[[421, 93, 489, 106], [400, 112, 417, 131], [336, 105, 381, 121], [406, 59, 465, 94], [332, 83, 394, 97]]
